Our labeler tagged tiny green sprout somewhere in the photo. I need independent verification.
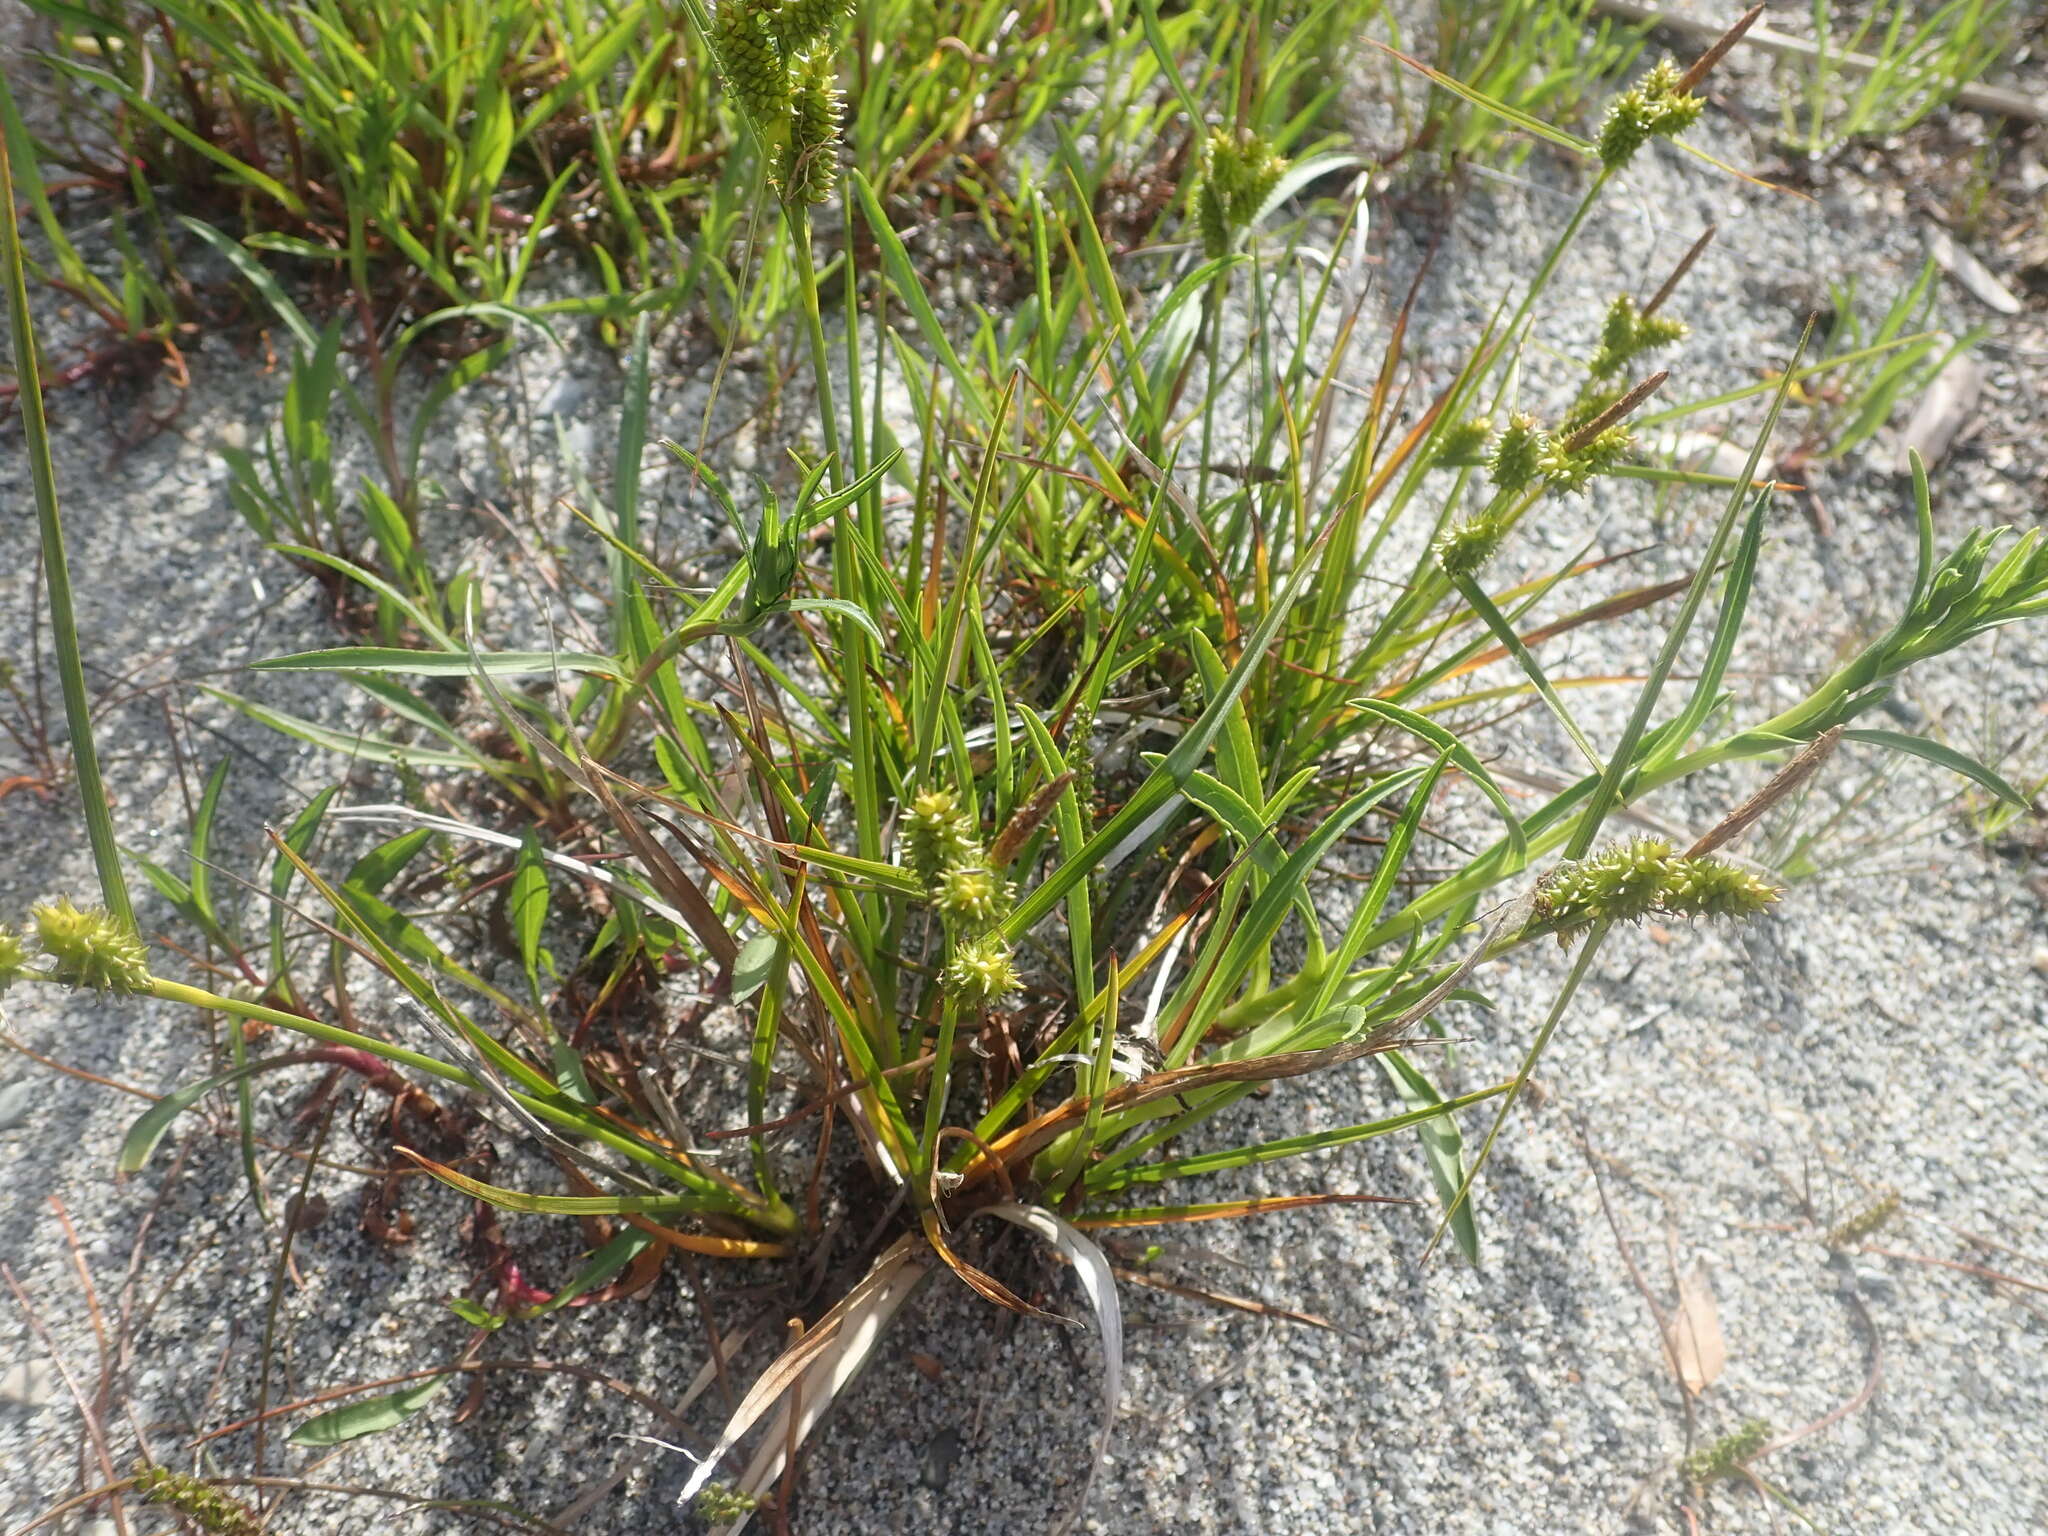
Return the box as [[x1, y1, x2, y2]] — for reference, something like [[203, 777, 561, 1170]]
[[942, 934, 1022, 1006], [1435, 517, 1505, 580], [1682, 1420, 1772, 1488], [1488, 412, 1543, 494], [1596, 59, 1705, 172], [0, 925, 26, 996], [131, 1463, 258, 1536], [1434, 414, 1493, 467], [933, 863, 1012, 927], [34, 898, 151, 994], [1589, 293, 1688, 381], [1197, 127, 1288, 258], [693, 1483, 761, 1523]]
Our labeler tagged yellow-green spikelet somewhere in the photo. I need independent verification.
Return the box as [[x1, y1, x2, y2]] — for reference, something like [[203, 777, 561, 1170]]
[[712, 0, 791, 126], [780, 49, 842, 204]]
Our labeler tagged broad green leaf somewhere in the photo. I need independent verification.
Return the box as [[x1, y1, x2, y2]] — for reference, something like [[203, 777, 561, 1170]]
[[1843, 728, 2029, 808], [288, 1375, 449, 1447]]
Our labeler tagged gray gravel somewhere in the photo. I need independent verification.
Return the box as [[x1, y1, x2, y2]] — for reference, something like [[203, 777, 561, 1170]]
[[5, 21, 2048, 1536]]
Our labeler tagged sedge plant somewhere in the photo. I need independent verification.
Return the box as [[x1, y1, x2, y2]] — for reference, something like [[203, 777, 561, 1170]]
[[11, 11, 2048, 1530]]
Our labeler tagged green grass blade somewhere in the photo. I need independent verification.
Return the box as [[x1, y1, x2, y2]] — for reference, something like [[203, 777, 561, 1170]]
[[1, 124, 132, 925]]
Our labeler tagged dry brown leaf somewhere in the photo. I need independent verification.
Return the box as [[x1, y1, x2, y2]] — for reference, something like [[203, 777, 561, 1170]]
[[1664, 1259, 1726, 1395]]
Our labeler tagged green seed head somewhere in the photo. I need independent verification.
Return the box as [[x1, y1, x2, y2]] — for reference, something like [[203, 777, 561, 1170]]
[[1435, 414, 1493, 467], [943, 934, 1021, 1006], [774, 0, 852, 53], [712, 0, 791, 126], [1540, 838, 1675, 933], [1538, 424, 1634, 495], [1435, 517, 1504, 580], [1589, 294, 1689, 380], [132, 1463, 259, 1536], [1489, 412, 1543, 493], [1682, 1420, 1772, 1488], [1197, 127, 1288, 257], [1537, 843, 1780, 942], [0, 925, 26, 996], [1655, 855, 1780, 920], [904, 789, 983, 879], [1597, 59, 1704, 171], [779, 47, 843, 204], [34, 898, 150, 994], [1826, 1190, 1900, 1250], [933, 863, 1012, 926]]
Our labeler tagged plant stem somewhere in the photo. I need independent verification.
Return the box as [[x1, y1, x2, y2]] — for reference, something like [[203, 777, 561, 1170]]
[[786, 210, 844, 482]]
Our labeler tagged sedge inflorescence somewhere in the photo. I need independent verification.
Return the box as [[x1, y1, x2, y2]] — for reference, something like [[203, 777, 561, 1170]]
[[1533, 838, 1778, 944], [1197, 126, 1288, 258], [902, 789, 1020, 1007], [1595, 58, 1704, 171], [32, 898, 152, 994], [709, 0, 850, 204], [131, 1464, 259, 1536], [1681, 1420, 1772, 1489]]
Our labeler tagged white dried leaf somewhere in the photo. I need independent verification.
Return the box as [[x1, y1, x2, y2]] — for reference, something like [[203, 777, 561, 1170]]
[[1893, 349, 1983, 475], [1928, 225, 2022, 316], [1664, 1259, 1726, 1396]]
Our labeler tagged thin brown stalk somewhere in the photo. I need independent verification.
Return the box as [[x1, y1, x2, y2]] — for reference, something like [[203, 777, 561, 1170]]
[[1641, 224, 1716, 319], [1563, 370, 1668, 453], [1676, 3, 1766, 94]]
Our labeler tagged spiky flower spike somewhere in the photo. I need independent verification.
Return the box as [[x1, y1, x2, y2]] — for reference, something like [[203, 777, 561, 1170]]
[[1433, 414, 1493, 468], [0, 925, 26, 997], [1197, 127, 1288, 258], [1589, 293, 1688, 381], [132, 1464, 259, 1536], [710, 0, 791, 127], [774, 0, 853, 54], [942, 934, 1022, 1006], [903, 789, 983, 881], [1535, 841, 1780, 944], [1682, 1421, 1772, 1489], [780, 47, 843, 205], [1536, 423, 1635, 495], [1488, 412, 1543, 494], [1435, 516, 1504, 580], [1540, 837, 1676, 931], [933, 863, 1012, 927], [1655, 855, 1779, 920], [1596, 59, 1704, 171], [34, 898, 150, 994]]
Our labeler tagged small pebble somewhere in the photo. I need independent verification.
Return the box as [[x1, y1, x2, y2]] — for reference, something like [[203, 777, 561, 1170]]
[[0, 1360, 55, 1409]]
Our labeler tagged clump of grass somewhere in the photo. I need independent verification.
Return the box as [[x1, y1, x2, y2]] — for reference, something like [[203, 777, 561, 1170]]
[[8, 5, 2047, 1531], [21, 0, 715, 317], [1782, 0, 2013, 158]]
